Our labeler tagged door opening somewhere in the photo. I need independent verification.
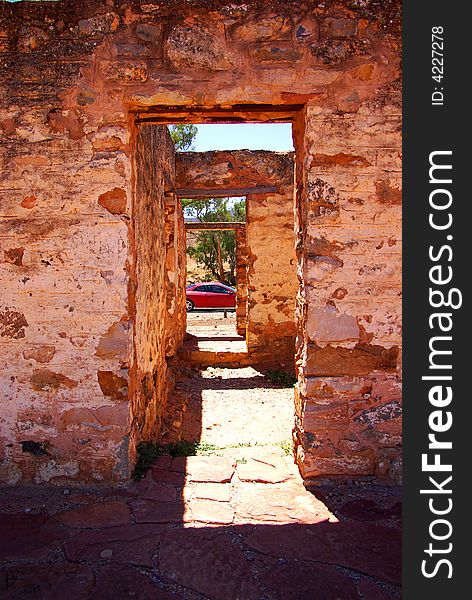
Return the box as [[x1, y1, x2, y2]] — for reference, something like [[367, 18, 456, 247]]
[[131, 107, 303, 482]]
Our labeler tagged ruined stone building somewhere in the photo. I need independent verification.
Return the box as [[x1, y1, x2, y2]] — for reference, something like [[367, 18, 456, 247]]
[[0, 0, 402, 485]]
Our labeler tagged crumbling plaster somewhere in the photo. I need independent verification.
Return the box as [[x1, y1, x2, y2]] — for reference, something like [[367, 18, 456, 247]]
[[0, 0, 402, 483]]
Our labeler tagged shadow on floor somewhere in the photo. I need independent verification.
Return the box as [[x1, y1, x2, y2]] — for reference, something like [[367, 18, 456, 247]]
[[0, 327, 401, 599], [0, 470, 402, 599]]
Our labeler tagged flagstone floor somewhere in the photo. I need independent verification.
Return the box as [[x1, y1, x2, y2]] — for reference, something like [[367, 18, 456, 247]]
[[0, 352, 401, 599], [0, 445, 401, 599]]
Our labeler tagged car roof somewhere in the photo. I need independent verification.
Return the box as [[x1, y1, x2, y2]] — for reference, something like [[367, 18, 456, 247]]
[[188, 281, 233, 288]]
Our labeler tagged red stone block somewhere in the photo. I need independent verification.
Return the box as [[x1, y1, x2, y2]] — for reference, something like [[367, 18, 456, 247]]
[[64, 524, 167, 566], [186, 499, 234, 524], [0, 513, 68, 561], [237, 456, 291, 483], [130, 499, 183, 524], [158, 528, 261, 600], [185, 456, 236, 483], [262, 560, 358, 600], [245, 521, 401, 584], [55, 500, 131, 528]]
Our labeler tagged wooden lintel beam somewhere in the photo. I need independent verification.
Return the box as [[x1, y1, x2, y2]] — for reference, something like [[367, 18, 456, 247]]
[[136, 115, 292, 124], [185, 222, 245, 230], [131, 104, 302, 124], [176, 186, 276, 198]]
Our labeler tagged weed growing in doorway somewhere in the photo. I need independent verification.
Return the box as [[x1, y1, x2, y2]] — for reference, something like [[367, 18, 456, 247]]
[[132, 440, 218, 479], [278, 440, 293, 456], [133, 439, 294, 478], [265, 370, 297, 388]]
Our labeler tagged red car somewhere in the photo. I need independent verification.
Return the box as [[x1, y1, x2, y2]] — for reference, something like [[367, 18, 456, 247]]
[[186, 282, 236, 312]]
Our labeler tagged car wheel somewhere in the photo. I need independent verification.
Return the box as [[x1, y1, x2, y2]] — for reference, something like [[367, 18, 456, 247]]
[[186, 299, 194, 312]]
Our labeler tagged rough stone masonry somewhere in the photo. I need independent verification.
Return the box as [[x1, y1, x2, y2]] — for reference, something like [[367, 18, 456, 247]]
[[0, 0, 402, 484]]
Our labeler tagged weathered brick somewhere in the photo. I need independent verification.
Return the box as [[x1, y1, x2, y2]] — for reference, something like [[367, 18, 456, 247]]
[[0, 0, 401, 485]]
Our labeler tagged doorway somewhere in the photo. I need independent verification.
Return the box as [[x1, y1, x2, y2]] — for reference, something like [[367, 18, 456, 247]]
[[131, 107, 302, 459]]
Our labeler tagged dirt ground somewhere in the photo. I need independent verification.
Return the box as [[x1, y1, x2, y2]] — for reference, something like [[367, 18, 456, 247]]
[[186, 309, 237, 332], [176, 310, 294, 448], [181, 366, 294, 448]]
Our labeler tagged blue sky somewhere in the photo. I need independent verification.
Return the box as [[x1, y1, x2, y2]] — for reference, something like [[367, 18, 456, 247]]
[[191, 124, 294, 152]]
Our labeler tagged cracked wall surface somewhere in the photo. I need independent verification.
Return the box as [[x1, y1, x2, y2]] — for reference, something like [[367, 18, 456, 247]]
[[0, 0, 401, 483], [294, 103, 402, 482], [131, 124, 185, 461], [245, 162, 296, 366]]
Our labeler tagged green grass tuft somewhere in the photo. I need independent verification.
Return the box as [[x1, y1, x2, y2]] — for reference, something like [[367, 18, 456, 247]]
[[278, 440, 293, 456], [265, 370, 297, 388], [132, 440, 219, 479]]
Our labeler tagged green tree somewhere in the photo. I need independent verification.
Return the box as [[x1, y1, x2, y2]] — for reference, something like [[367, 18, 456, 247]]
[[186, 198, 245, 284], [169, 124, 198, 151]]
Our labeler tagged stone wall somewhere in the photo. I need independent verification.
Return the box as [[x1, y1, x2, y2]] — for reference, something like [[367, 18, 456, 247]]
[[235, 227, 248, 336], [0, 74, 134, 482], [164, 193, 187, 360], [0, 0, 402, 483], [246, 178, 297, 366], [131, 124, 184, 452], [294, 103, 402, 482]]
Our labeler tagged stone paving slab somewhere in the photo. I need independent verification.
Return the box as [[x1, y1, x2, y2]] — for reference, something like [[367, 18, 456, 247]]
[[54, 500, 131, 528], [185, 455, 236, 483], [64, 524, 166, 566], [130, 498, 184, 524], [0, 447, 401, 598], [0, 512, 70, 562], [141, 483, 180, 502], [237, 456, 292, 483], [157, 528, 261, 600], [234, 482, 334, 525], [260, 559, 360, 600], [186, 498, 235, 524], [148, 467, 186, 486], [184, 482, 232, 502], [244, 521, 402, 584]]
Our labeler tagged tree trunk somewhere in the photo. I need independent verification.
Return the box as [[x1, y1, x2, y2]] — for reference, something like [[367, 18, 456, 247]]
[[216, 236, 225, 282]]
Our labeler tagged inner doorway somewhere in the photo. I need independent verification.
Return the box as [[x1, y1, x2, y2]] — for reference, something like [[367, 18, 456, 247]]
[[170, 122, 297, 370], [132, 105, 303, 465], [184, 214, 247, 365]]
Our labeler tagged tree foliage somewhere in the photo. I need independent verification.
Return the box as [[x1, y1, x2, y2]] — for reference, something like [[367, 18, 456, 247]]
[[185, 198, 245, 285], [167, 124, 244, 284], [168, 124, 198, 151]]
